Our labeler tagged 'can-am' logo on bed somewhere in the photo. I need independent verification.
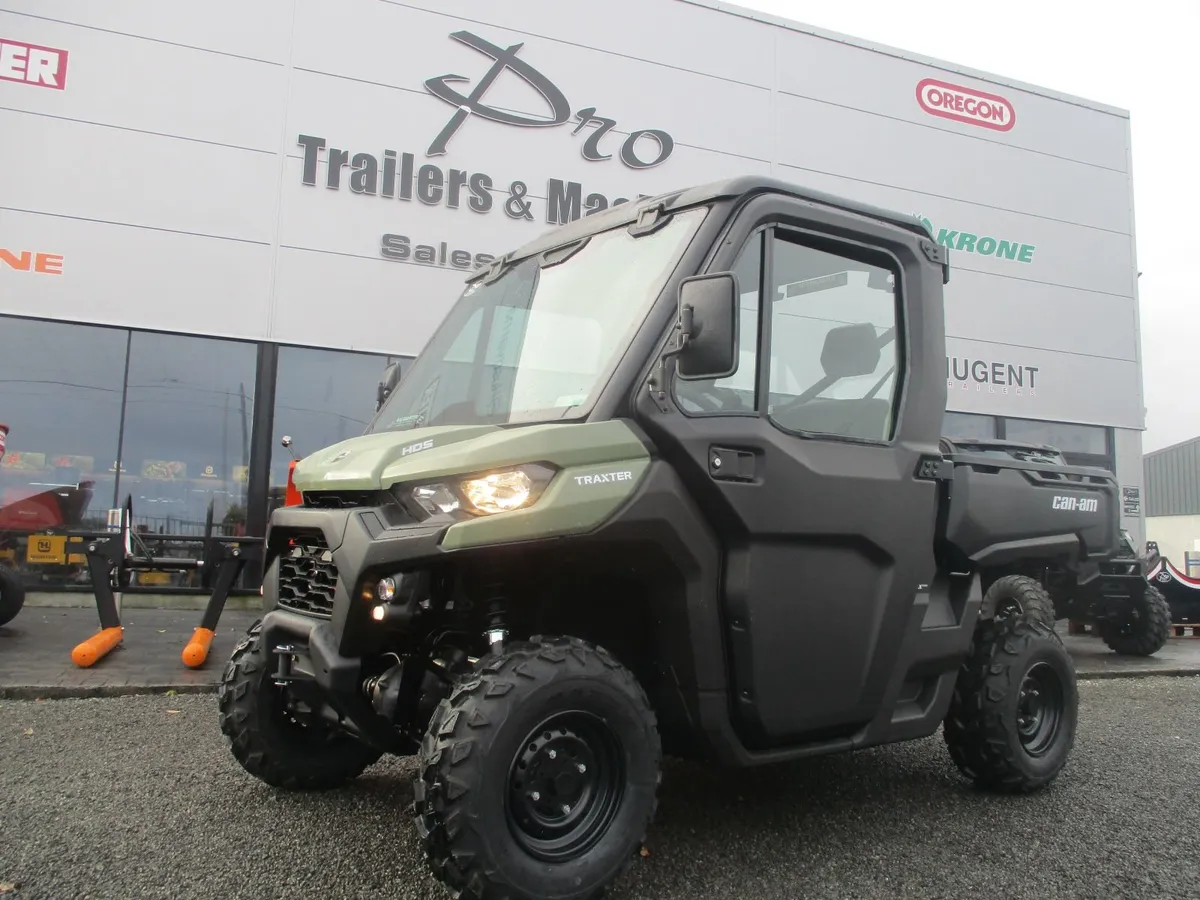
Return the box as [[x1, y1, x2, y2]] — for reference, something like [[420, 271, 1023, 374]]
[[916, 78, 1015, 132]]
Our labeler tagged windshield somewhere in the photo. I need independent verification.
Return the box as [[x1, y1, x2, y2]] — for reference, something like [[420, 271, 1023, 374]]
[[370, 207, 708, 433]]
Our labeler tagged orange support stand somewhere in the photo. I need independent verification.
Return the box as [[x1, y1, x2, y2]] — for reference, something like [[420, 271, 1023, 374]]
[[68, 496, 263, 671], [181, 627, 216, 668], [71, 626, 124, 667], [179, 538, 259, 669], [70, 501, 130, 668]]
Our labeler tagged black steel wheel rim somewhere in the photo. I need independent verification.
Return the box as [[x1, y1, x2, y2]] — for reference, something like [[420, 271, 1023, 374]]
[[1016, 661, 1065, 757], [1111, 605, 1142, 637], [506, 710, 625, 862]]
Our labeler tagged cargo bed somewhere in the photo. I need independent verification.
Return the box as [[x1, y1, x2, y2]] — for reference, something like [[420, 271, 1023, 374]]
[[936, 438, 1120, 570]]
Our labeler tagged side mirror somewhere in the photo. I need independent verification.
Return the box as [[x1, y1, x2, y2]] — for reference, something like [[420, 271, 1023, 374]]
[[377, 363, 402, 411], [676, 273, 739, 380]]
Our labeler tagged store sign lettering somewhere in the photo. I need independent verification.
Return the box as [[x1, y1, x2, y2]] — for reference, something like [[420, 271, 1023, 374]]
[[297, 28, 675, 268], [298, 133, 655, 266], [916, 78, 1014, 132], [0, 248, 64, 275], [917, 216, 1036, 265], [947, 356, 1039, 397], [424, 30, 674, 169], [0, 38, 68, 90]]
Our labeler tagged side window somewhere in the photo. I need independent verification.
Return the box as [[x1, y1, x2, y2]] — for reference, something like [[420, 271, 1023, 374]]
[[674, 233, 762, 415], [766, 233, 901, 442]]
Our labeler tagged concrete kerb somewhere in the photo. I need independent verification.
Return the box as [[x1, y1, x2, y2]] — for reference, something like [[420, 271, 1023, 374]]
[[25, 592, 260, 612], [5, 664, 1197, 703], [0, 683, 220, 701], [1075, 668, 1200, 682]]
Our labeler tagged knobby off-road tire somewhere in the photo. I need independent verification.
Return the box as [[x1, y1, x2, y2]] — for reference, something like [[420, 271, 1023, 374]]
[[218, 619, 382, 790], [1099, 584, 1172, 657], [983, 574, 1057, 627], [414, 635, 661, 900], [943, 613, 1078, 793], [0, 565, 26, 627]]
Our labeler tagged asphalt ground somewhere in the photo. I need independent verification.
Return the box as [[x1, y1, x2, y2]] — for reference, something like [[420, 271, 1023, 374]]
[[1, 676, 1197, 900]]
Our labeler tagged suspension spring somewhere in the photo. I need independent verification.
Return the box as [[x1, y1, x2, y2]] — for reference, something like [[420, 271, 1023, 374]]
[[484, 587, 508, 656]]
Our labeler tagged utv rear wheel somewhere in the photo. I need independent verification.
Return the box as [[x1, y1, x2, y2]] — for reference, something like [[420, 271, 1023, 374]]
[[983, 574, 1056, 627], [0, 566, 25, 627], [1099, 585, 1172, 656], [943, 614, 1078, 793], [414, 636, 661, 900], [218, 619, 382, 790]]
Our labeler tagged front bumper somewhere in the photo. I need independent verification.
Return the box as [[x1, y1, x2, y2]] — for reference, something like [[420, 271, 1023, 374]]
[[258, 607, 406, 751]]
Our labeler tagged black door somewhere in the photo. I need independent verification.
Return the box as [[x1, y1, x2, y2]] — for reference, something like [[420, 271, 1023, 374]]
[[635, 197, 945, 751]]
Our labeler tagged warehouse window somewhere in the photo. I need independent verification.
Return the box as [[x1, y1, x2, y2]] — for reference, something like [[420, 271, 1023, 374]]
[[270, 345, 406, 514], [943, 411, 997, 441], [120, 331, 258, 541], [0, 316, 128, 587], [1002, 417, 1113, 469]]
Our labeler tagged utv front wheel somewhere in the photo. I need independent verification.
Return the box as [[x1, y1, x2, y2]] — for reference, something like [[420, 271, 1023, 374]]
[[943, 614, 1078, 793], [415, 636, 661, 900], [218, 619, 382, 790], [1098, 585, 1172, 657]]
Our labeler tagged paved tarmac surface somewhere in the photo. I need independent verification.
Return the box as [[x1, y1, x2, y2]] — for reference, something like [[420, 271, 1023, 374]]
[[0, 608, 260, 698], [3, 608, 1199, 700], [1, 676, 1197, 900]]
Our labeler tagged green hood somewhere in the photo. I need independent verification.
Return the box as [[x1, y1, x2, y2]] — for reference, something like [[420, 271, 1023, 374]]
[[291, 420, 650, 493]]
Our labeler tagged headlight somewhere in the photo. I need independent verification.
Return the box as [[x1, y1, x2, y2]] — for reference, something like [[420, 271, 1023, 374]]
[[461, 469, 534, 515], [402, 463, 555, 519], [411, 483, 461, 516]]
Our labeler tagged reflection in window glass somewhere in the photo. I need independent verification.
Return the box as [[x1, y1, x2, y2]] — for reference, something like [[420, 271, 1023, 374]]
[[1004, 418, 1108, 457], [270, 346, 403, 512], [0, 316, 127, 587], [766, 235, 900, 442], [675, 233, 762, 415], [120, 332, 257, 542], [943, 412, 997, 441]]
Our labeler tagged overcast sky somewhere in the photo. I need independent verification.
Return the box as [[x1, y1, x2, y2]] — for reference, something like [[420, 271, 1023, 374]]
[[735, 0, 1197, 453]]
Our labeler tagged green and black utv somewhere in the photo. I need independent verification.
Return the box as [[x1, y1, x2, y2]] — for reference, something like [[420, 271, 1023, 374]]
[[219, 176, 1126, 900]]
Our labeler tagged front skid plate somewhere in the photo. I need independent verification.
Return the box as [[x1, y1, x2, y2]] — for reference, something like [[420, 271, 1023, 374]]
[[259, 609, 403, 752]]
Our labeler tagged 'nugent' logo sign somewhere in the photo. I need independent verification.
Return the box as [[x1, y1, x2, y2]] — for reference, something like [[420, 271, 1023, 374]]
[[947, 357, 1038, 397]]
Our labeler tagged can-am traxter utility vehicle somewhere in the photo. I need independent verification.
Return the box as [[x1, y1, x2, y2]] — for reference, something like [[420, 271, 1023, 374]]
[[219, 176, 1131, 900]]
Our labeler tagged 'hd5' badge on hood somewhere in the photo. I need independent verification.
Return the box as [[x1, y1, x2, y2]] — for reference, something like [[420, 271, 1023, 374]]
[[916, 78, 1015, 132]]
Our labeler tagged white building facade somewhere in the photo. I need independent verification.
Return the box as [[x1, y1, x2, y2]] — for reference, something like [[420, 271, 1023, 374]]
[[0, 0, 1145, 588]]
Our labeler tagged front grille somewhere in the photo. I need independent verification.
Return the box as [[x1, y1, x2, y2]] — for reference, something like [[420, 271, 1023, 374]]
[[277, 533, 338, 618], [303, 490, 381, 509]]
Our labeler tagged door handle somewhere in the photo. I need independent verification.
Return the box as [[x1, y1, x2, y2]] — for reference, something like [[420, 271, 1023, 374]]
[[709, 446, 757, 482]]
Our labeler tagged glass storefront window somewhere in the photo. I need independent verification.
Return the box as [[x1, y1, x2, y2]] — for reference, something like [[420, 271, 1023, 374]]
[[1003, 417, 1109, 458], [943, 412, 998, 441], [0, 317, 128, 587], [269, 345, 403, 514], [119, 332, 258, 546]]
